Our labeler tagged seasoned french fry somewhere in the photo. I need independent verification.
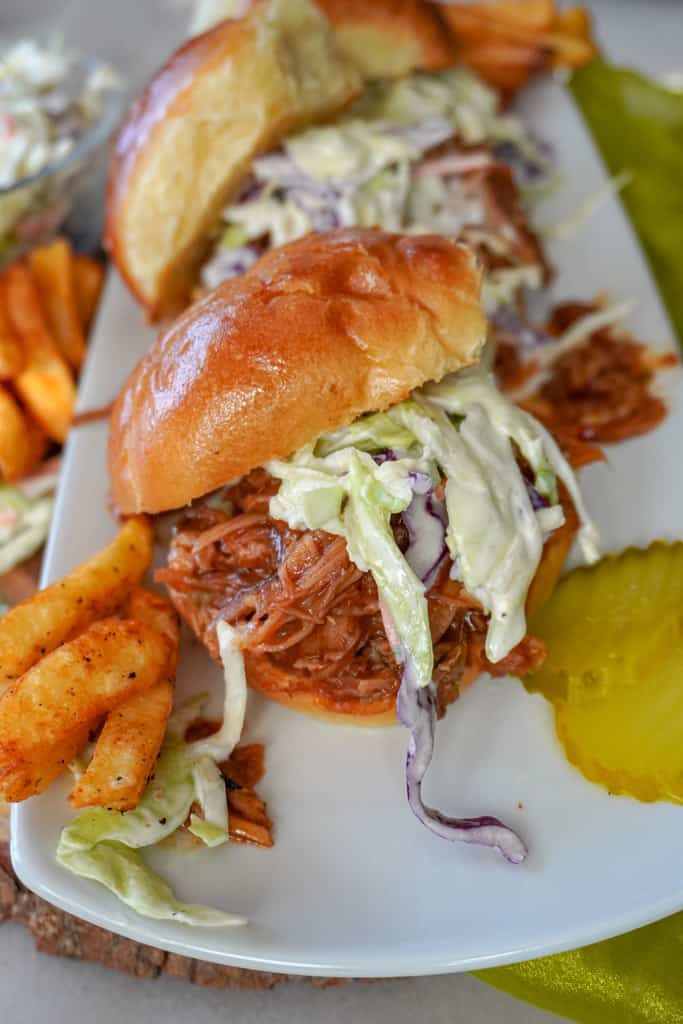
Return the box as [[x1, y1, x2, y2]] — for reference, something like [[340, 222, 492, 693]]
[[73, 253, 105, 335], [448, 0, 555, 34], [123, 587, 181, 662], [0, 516, 153, 690], [3, 261, 76, 443], [0, 384, 48, 482], [441, 0, 596, 87], [30, 239, 86, 370], [546, 19, 597, 68], [0, 288, 24, 380], [0, 616, 173, 800], [69, 680, 174, 811], [69, 588, 179, 810], [0, 723, 93, 803], [553, 6, 592, 36], [459, 41, 547, 93]]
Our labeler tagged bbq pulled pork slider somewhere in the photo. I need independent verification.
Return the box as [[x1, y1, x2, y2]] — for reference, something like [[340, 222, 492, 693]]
[[107, 0, 549, 321], [106, 0, 362, 319], [109, 227, 597, 860]]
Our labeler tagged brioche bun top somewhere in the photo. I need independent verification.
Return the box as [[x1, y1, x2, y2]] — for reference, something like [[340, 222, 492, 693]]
[[105, 0, 361, 320], [109, 228, 485, 515]]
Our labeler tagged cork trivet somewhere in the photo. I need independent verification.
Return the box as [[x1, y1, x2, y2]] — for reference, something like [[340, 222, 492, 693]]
[[0, 827, 350, 988]]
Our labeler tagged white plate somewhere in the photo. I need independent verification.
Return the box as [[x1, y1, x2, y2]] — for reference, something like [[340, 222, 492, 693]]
[[11, 79, 683, 977]]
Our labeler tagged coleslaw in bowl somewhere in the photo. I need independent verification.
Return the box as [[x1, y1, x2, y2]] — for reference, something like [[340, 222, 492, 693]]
[[0, 38, 123, 262]]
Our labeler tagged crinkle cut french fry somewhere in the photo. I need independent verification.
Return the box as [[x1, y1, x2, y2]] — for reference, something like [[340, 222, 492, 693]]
[[0, 516, 153, 690], [446, 0, 554, 38], [0, 332, 23, 380], [0, 723, 93, 803], [458, 41, 546, 92], [441, 0, 596, 82], [0, 384, 48, 482], [0, 286, 24, 380], [3, 261, 75, 443], [123, 587, 180, 663], [30, 239, 86, 370], [69, 588, 179, 811], [73, 254, 105, 334], [0, 617, 173, 800], [69, 680, 174, 811]]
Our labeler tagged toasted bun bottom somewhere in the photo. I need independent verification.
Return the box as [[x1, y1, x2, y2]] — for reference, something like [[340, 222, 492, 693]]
[[242, 499, 579, 726]]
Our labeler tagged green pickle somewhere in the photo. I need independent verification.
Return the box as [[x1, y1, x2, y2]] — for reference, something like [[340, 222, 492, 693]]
[[525, 541, 683, 803]]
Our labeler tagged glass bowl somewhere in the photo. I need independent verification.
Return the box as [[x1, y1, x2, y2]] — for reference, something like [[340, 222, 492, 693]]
[[0, 57, 125, 264]]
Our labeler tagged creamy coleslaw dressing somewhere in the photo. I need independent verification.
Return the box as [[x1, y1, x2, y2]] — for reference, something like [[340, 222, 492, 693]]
[[268, 366, 597, 671], [264, 370, 596, 864], [202, 67, 549, 293], [424, 366, 600, 562], [391, 398, 546, 662]]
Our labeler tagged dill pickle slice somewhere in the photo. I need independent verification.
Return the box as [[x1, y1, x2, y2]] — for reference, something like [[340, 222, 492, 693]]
[[527, 542, 683, 704], [556, 642, 683, 803], [525, 541, 683, 803]]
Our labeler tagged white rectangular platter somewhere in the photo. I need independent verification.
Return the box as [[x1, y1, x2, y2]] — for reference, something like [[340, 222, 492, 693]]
[[11, 78, 683, 976]]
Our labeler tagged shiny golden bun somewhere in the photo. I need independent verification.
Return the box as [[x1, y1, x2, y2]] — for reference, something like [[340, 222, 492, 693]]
[[109, 228, 486, 515], [106, 0, 361, 320], [314, 0, 454, 78]]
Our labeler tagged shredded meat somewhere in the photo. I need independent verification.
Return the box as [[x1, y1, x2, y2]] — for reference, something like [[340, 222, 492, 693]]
[[496, 301, 677, 448], [461, 162, 551, 283], [182, 726, 273, 847], [157, 470, 546, 718], [415, 142, 551, 285]]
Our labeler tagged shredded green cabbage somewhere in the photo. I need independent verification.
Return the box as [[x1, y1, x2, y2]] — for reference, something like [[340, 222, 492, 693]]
[[267, 367, 597, 670], [188, 756, 229, 848], [0, 484, 54, 575], [188, 620, 247, 762], [205, 66, 550, 307], [59, 841, 243, 926], [344, 451, 433, 684], [57, 623, 252, 926]]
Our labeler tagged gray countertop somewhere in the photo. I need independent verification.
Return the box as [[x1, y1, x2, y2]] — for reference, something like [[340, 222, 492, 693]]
[[1, 3, 680, 1022]]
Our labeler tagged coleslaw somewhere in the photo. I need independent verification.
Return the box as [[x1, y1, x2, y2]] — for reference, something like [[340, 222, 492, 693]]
[[202, 68, 551, 306], [0, 38, 120, 253], [266, 365, 598, 860], [0, 461, 60, 577]]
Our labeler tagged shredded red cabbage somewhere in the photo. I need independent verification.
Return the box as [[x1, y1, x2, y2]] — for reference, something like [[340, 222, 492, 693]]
[[493, 308, 553, 350], [402, 485, 449, 589], [494, 137, 553, 184], [525, 478, 550, 511], [396, 663, 527, 864], [201, 245, 261, 290], [233, 177, 264, 203]]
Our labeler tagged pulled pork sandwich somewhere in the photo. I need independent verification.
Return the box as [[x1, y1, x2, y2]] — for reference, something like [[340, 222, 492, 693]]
[[106, 0, 550, 320], [109, 228, 598, 861]]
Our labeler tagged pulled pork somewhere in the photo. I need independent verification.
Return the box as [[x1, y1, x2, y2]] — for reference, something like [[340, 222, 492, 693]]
[[417, 145, 551, 284], [496, 301, 677, 447], [460, 161, 551, 283], [157, 469, 545, 719]]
